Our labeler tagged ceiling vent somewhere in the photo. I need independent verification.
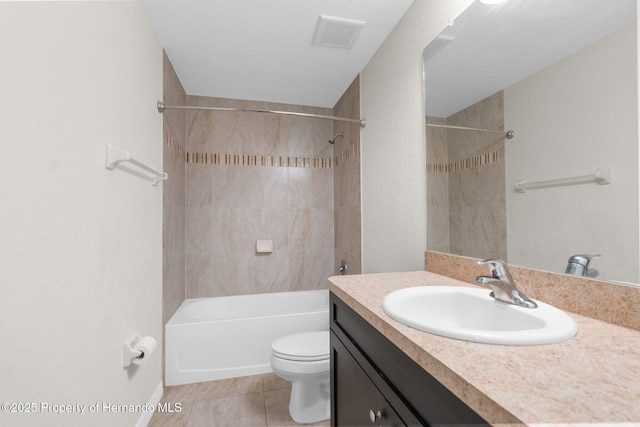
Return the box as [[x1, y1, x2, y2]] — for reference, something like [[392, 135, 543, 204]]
[[312, 15, 366, 49]]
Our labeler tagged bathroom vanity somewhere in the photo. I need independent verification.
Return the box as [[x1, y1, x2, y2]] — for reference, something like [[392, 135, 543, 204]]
[[329, 270, 640, 425], [330, 294, 486, 425]]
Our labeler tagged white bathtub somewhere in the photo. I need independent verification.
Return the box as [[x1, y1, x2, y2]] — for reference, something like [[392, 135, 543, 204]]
[[165, 289, 329, 386]]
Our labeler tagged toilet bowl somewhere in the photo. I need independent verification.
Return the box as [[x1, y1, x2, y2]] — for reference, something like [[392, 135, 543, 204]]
[[270, 331, 330, 424]]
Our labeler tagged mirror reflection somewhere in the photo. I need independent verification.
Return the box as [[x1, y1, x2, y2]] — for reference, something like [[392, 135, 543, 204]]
[[424, 0, 638, 284]]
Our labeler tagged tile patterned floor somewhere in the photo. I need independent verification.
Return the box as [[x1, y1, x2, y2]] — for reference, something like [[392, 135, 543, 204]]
[[149, 374, 331, 427]]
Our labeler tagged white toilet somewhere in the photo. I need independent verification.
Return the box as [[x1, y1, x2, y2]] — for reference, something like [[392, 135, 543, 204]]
[[270, 331, 330, 424]]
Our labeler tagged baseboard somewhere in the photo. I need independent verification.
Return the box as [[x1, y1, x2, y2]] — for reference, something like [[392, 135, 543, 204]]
[[136, 380, 163, 427]]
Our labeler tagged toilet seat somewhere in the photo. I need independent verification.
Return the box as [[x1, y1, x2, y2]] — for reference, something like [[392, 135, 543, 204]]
[[270, 331, 331, 423], [271, 331, 329, 362]]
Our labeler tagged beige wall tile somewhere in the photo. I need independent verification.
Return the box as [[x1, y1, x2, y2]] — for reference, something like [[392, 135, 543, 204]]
[[182, 93, 338, 297], [211, 165, 239, 208], [289, 209, 313, 250], [211, 208, 240, 252], [162, 52, 187, 327], [209, 251, 242, 296], [238, 166, 265, 208], [263, 166, 289, 208], [238, 208, 290, 252], [311, 209, 335, 250], [167, 73, 360, 300], [185, 252, 213, 298], [185, 164, 212, 207], [333, 77, 361, 276], [185, 207, 213, 254], [427, 91, 506, 260], [246, 250, 292, 293]]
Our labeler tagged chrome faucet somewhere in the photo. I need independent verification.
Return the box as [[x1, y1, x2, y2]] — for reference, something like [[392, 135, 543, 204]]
[[337, 260, 347, 275], [476, 259, 537, 309], [565, 254, 600, 277]]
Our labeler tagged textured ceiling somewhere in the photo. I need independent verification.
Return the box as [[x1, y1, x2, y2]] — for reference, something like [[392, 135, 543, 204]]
[[141, 0, 414, 108], [425, 0, 636, 117]]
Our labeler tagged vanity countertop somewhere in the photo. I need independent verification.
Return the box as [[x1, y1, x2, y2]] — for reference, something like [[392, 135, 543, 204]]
[[328, 271, 640, 426]]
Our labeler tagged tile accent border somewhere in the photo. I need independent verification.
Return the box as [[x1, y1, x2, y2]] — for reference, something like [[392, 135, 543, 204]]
[[334, 142, 359, 168], [427, 150, 500, 173], [185, 152, 333, 168], [164, 132, 185, 162], [164, 130, 360, 170]]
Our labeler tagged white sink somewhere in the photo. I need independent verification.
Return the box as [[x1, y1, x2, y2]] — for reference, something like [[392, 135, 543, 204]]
[[381, 286, 577, 345]]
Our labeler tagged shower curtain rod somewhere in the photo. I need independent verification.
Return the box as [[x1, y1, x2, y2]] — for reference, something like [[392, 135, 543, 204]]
[[427, 123, 515, 139], [157, 101, 366, 128]]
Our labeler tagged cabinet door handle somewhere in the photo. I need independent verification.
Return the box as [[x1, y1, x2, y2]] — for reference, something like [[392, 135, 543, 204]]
[[369, 409, 382, 423]]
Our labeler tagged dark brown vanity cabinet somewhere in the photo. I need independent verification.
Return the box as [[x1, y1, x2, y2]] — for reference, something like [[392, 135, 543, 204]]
[[330, 293, 488, 427], [332, 335, 406, 426]]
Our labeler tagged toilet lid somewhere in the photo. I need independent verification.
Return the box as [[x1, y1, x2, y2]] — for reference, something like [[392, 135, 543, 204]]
[[272, 331, 329, 362]]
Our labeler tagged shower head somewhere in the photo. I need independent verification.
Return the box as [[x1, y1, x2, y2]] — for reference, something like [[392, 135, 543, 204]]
[[329, 132, 345, 145]]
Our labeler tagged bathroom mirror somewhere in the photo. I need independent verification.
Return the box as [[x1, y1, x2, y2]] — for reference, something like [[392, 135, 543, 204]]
[[425, 0, 639, 284]]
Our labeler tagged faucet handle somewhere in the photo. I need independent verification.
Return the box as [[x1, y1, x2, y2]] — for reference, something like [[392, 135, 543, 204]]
[[337, 260, 347, 275], [477, 258, 510, 278], [477, 258, 537, 308], [567, 254, 600, 267], [565, 254, 601, 276]]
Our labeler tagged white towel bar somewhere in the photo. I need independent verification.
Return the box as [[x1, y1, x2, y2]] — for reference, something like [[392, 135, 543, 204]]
[[105, 143, 167, 186], [515, 168, 610, 193]]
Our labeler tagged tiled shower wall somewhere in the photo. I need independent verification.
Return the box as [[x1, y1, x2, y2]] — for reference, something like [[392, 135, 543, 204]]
[[333, 77, 362, 275], [162, 53, 362, 315], [426, 115, 450, 254], [162, 52, 186, 326], [427, 91, 506, 260], [184, 96, 336, 298]]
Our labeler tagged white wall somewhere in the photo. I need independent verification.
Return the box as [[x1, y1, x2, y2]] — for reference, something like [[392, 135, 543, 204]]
[[0, 3, 163, 426], [505, 24, 639, 283], [360, 0, 474, 273]]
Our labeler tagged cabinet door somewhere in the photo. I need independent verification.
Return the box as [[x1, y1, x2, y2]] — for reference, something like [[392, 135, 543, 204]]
[[331, 294, 487, 426], [331, 332, 405, 427]]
